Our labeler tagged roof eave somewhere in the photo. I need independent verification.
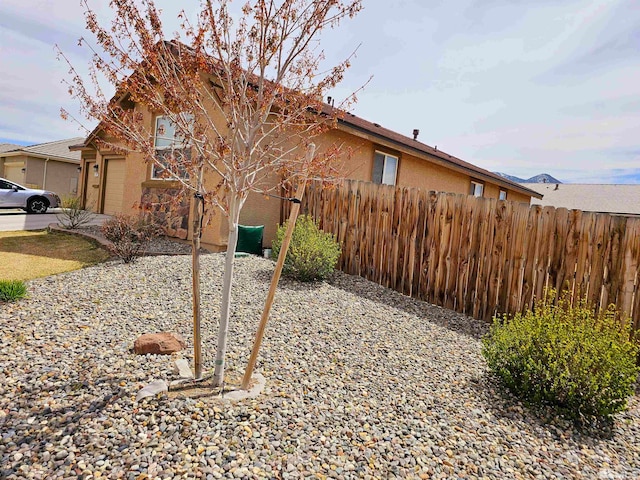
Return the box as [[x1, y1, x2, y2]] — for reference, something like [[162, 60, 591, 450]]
[[0, 150, 80, 164], [336, 120, 543, 199]]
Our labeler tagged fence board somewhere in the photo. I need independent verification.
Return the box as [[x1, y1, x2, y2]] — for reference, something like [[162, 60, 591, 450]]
[[522, 205, 542, 310], [464, 196, 485, 315]]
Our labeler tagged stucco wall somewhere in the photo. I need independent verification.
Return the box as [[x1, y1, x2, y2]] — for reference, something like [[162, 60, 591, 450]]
[[504, 190, 531, 204], [79, 95, 536, 250], [25, 157, 79, 196], [483, 182, 499, 199], [25, 156, 45, 188], [239, 191, 282, 249], [397, 154, 470, 194]]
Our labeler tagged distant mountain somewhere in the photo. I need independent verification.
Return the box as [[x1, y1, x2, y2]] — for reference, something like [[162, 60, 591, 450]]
[[526, 173, 562, 184], [495, 172, 525, 183], [495, 172, 562, 184]]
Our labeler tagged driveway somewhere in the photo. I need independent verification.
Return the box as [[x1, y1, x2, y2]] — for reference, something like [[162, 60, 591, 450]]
[[0, 209, 111, 231]]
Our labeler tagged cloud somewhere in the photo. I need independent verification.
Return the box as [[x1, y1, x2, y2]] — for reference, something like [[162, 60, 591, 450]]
[[0, 7, 81, 51], [1, 0, 639, 184]]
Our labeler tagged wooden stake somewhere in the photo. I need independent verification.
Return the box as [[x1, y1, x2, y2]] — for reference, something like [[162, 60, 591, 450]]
[[241, 148, 314, 390], [192, 193, 203, 379]]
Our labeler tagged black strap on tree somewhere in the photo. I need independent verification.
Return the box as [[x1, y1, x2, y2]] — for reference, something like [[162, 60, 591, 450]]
[[194, 192, 205, 239], [262, 192, 301, 204]]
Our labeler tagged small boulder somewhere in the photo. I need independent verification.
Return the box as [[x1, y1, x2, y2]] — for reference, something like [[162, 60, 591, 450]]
[[133, 333, 186, 355]]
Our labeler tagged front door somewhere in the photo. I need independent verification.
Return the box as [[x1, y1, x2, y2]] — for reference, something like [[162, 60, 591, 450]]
[[84, 161, 100, 212]]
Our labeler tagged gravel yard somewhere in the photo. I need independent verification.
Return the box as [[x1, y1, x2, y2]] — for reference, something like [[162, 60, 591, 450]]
[[1, 254, 639, 479]]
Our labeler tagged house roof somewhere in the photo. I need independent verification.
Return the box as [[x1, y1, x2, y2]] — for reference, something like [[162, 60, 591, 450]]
[[0, 143, 21, 153], [78, 100, 540, 199], [1, 137, 84, 163], [72, 38, 538, 198], [336, 112, 542, 199], [525, 183, 640, 216]]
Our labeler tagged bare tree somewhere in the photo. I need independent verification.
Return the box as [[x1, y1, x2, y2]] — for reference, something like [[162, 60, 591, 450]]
[[58, 0, 363, 386]]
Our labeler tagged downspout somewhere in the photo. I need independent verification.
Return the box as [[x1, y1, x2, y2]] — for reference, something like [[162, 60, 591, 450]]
[[42, 158, 50, 189]]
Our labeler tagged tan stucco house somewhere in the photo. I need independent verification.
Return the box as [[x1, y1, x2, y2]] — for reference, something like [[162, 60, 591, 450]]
[[73, 101, 541, 250], [0, 138, 83, 198]]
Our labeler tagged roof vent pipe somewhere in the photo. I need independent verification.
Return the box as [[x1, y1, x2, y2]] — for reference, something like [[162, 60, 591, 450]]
[[412, 129, 419, 140]]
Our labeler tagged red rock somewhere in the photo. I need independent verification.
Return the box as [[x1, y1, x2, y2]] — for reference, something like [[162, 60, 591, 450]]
[[133, 333, 186, 355]]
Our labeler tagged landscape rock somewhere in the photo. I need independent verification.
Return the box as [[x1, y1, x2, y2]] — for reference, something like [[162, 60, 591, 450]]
[[174, 358, 194, 379], [136, 379, 168, 401], [133, 332, 186, 355]]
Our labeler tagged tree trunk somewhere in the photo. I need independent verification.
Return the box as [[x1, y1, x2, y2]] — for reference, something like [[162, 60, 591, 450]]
[[191, 193, 203, 379], [212, 197, 242, 387]]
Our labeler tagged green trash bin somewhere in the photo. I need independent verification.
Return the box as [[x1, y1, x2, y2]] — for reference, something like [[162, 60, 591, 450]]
[[236, 224, 264, 255]]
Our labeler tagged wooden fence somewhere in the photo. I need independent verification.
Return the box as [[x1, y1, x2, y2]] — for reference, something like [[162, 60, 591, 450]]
[[291, 180, 640, 329]]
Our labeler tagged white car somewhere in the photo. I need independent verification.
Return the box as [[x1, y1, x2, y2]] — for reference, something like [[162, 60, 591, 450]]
[[0, 177, 61, 214]]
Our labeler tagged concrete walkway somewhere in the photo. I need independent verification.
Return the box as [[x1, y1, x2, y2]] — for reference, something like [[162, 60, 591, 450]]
[[0, 209, 110, 232]]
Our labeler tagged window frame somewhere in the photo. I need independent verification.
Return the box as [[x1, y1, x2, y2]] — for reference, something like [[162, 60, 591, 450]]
[[470, 180, 484, 198], [372, 150, 399, 186], [499, 189, 507, 201], [151, 115, 192, 180]]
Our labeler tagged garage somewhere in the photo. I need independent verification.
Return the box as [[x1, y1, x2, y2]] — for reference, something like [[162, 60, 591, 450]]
[[102, 158, 125, 215], [4, 163, 25, 184]]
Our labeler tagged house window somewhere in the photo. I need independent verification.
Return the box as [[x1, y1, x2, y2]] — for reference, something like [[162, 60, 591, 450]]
[[372, 151, 398, 185], [470, 180, 484, 197], [152, 115, 192, 179], [499, 189, 507, 201]]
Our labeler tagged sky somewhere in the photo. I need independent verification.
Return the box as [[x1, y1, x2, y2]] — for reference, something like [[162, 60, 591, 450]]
[[1, 0, 639, 184]]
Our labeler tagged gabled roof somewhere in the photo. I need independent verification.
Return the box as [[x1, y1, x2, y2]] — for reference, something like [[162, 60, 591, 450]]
[[526, 183, 640, 216], [1, 137, 84, 163]]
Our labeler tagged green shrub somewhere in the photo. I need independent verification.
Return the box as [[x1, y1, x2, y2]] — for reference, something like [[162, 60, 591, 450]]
[[0, 280, 27, 302], [272, 214, 341, 282], [482, 290, 639, 425], [101, 213, 164, 263]]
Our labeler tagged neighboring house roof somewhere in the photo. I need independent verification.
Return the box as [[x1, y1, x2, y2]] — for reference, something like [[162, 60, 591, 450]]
[[0, 143, 21, 153], [337, 112, 542, 199], [1, 137, 84, 163], [525, 183, 640, 216]]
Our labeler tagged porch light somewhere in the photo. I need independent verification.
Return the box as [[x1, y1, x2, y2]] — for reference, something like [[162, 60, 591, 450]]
[[93, 164, 99, 177], [77, 166, 82, 173], [21, 167, 26, 173]]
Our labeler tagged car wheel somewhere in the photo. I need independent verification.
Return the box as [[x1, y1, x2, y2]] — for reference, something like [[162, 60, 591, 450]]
[[27, 197, 49, 214]]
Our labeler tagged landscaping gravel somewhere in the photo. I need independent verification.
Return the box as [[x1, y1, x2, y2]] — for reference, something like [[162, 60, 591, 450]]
[[1, 254, 639, 479]]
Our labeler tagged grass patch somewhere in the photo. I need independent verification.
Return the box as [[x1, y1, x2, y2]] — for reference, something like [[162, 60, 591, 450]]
[[0, 280, 27, 302], [0, 230, 110, 281]]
